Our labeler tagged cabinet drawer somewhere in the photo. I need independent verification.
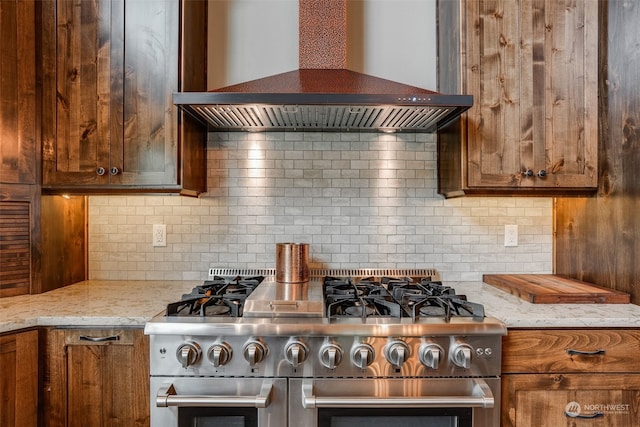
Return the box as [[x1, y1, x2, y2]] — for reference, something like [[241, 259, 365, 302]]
[[61, 328, 140, 346], [502, 329, 640, 373]]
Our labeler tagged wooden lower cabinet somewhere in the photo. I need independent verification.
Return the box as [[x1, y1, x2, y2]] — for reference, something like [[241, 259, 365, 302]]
[[43, 328, 149, 427], [502, 374, 640, 426], [0, 330, 38, 427], [502, 329, 640, 426]]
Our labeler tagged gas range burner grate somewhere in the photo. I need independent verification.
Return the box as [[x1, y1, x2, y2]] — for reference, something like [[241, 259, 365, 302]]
[[326, 295, 405, 319], [166, 275, 265, 317], [323, 276, 406, 319], [401, 294, 485, 322], [323, 276, 485, 322]]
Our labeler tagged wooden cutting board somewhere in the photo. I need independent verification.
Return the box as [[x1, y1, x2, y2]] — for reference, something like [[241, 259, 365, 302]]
[[482, 274, 630, 304]]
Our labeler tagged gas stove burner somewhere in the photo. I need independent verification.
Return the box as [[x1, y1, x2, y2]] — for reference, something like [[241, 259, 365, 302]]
[[166, 275, 265, 318], [344, 304, 375, 317], [205, 305, 232, 316], [403, 295, 485, 322], [323, 275, 486, 322], [326, 295, 405, 319]]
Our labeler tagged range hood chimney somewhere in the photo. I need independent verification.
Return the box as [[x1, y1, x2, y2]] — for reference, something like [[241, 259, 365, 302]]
[[174, 0, 472, 133]]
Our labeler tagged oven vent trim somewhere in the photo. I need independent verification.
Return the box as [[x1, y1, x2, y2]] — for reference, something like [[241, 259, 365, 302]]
[[208, 268, 439, 281]]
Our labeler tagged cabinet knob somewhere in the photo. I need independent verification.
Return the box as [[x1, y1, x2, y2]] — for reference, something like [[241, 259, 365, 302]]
[[537, 169, 547, 178], [523, 169, 534, 177], [110, 167, 120, 176], [96, 167, 106, 176]]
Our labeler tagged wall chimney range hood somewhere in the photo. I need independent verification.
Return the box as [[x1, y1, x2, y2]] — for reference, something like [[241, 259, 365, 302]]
[[175, 0, 472, 133]]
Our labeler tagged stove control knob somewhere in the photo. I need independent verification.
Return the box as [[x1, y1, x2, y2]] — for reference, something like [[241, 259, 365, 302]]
[[385, 340, 410, 368], [242, 339, 267, 367], [351, 343, 375, 369], [176, 341, 202, 369], [284, 339, 309, 368], [419, 343, 444, 370], [451, 344, 473, 369], [207, 342, 232, 367], [319, 343, 344, 369]]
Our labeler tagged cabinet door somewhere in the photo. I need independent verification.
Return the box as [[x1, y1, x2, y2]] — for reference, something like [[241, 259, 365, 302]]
[[42, 0, 179, 189], [0, 0, 37, 186], [112, 0, 179, 187], [0, 330, 38, 427], [44, 328, 149, 427], [438, 0, 598, 196], [42, 0, 112, 186], [502, 374, 640, 427], [468, 0, 598, 189]]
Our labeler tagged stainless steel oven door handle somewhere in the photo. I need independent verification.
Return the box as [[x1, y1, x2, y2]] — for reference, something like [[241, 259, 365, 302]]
[[301, 378, 494, 409], [156, 381, 273, 408]]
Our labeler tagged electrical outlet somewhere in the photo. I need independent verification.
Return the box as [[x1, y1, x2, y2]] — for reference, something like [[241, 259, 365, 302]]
[[504, 224, 518, 247], [152, 224, 167, 247]]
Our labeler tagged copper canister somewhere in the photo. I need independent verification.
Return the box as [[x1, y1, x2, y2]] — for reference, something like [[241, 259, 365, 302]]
[[275, 243, 309, 283]]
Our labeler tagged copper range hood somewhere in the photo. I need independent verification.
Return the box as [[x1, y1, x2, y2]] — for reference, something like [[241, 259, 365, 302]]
[[174, 0, 472, 133]]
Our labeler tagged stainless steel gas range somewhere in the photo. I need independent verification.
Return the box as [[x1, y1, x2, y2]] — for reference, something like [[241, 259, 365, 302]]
[[144, 269, 507, 427]]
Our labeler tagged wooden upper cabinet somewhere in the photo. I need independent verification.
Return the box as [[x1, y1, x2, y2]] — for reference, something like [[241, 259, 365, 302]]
[[41, 0, 205, 193], [437, 0, 598, 197], [0, 0, 37, 186]]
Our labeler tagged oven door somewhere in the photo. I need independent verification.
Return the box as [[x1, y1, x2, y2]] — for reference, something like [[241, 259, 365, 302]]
[[150, 377, 287, 427], [290, 377, 500, 427]]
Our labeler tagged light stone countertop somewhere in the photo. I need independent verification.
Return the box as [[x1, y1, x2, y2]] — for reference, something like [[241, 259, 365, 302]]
[[0, 280, 198, 334], [1, 280, 639, 334], [453, 282, 640, 328]]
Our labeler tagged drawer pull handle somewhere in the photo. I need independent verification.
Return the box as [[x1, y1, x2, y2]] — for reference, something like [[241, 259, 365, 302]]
[[566, 348, 605, 356], [79, 335, 120, 342], [565, 411, 605, 419]]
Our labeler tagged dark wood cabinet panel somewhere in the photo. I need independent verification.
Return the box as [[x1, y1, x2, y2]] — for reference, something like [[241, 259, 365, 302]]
[[0, 0, 37, 186], [437, 0, 598, 197], [0, 203, 30, 297], [39, 195, 86, 293], [503, 329, 640, 374], [0, 329, 38, 427], [43, 328, 149, 427], [502, 374, 640, 426], [41, 0, 205, 193], [555, 0, 640, 305], [41, 0, 112, 186], [502, 329, 640, 426]]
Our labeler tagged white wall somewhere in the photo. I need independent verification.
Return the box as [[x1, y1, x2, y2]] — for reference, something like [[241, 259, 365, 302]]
[[88, 132, 553, 282], [208, 0, 299, 89], [208, 0, 437, 90]]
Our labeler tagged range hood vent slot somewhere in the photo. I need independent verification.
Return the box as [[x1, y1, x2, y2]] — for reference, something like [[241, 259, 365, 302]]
[[179, 101, 468, 132]]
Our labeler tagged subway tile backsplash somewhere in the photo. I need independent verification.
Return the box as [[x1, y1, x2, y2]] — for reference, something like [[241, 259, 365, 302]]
[[88, 131, 552, 281]]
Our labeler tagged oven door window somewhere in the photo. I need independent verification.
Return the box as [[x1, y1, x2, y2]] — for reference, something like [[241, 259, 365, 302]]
[[318, 408, 473, 427], [178, 407, 257, 427]]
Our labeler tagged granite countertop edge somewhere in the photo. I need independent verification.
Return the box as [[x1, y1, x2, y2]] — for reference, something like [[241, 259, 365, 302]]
[[1, 280, 639, 334]]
